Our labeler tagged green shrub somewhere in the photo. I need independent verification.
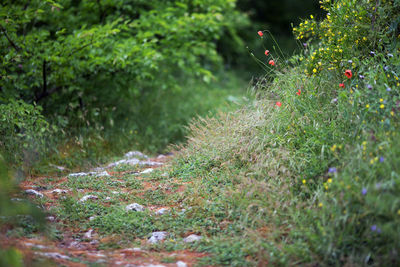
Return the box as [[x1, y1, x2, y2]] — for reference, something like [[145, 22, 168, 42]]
[[0, 100, 51, 167]]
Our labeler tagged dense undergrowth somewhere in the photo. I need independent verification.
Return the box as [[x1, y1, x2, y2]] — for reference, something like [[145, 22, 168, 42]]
[[0, 0, 248, 172], [167, 0, 400, 265]]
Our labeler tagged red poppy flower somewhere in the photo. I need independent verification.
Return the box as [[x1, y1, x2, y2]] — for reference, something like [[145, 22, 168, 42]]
[[258, 31, 263, 37], [344, 69, 352, 78], [265, 50, 270, 56], [276, 101, 282, 107], [269, 60, 275, 66], [296, 89, 301, 95], [339, 83, 345, 88]]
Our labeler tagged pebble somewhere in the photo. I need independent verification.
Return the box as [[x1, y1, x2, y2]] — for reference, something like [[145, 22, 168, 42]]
[[68, 171, 110, 177], [126, 203, 144, 212], [155, 208, 169, 215], [107, 158, 140, 168], [140, 168, 154, 174], [46, 216, 55, 222], [79, 195, 98, 202], [25, 189, 44, 198], [35, 252, 70, 260], [139, 161, 163, 167], [183, 234, 202, 243], [176, 261, 188, 267], [148, 231, 168, 244], [125, 151, 148, 159], [84, 229, 94, 239], [50, 189, 68, 194]]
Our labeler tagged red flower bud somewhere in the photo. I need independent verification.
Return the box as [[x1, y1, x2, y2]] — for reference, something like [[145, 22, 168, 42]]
[[339, 83, 345, 88], [265, 50, 269, 56], [276, 101, 282, 107], [258, 31, 263, 37], [269, 60, 275, 66]]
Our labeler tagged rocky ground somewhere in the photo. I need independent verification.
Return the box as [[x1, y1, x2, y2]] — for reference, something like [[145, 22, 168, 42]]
[[1, 152, 207, 267]]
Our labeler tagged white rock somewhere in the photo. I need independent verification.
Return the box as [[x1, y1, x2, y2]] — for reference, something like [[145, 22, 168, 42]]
[[84, 229, 93, 239], [183, 234, 202, 243], [139, 161, 163, 167], [125, 151, 148, 159], [49, 164, 66, 171], [79, 195, 98, 202], [89, 216, 96, 221], [46, 216, 55, 222], [148, 231, 168, 244], [68, 172, 88, 177], [155, 208, 169, 215], [126, 203, 144, 212], [35, 252, 70, 260], [105, 197, 111, 200], [50, 189, 68, 194], [24, 242, 48, 249], [176, 261, 188, 267], [140, 168, 154, 174], [157, 155, 166, 159], [96, 171, 110, 177], [107, 158, 141, 168], [25, 189, 43, 198], [69, 171, 110, 178], [123, 247, 142, 252]]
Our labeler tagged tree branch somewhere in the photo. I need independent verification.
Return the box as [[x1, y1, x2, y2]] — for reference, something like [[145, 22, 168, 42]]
[[0, 26, 21, 52]]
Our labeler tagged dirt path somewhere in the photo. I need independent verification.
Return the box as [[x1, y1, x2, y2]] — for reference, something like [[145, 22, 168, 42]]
[[1, 152, 207, 267]]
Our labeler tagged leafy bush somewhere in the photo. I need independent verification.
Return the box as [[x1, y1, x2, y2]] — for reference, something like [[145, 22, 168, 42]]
[[0, 100, 51, 167]]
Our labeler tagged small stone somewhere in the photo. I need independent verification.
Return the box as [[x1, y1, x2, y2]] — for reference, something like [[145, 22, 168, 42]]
[[49, 164, 66, 171], [89, 216, 96, 221], [25, 189, 44, 198], [35, 252, 70, 260], [84, 229, 94, 239], [140, 168, 154, 174], [176, 261, 188, 267], [79, 195, 98, 202], [183, 234, 202, 243], [90, 240, 100, 246], [155, 208, 169, 215], [50, 189, 68, 194], [125, 151, 148, 159], [96, 171, 110, 177], [139, 161, 163, 167], [148, 231, 168, 244], [69, 171, 109, 177], [68, 172, 88, 177], [46, 216, 55, 222], [126, 203, 144, 212], [157, 154, 166, 159]]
